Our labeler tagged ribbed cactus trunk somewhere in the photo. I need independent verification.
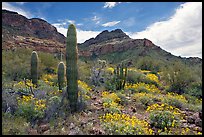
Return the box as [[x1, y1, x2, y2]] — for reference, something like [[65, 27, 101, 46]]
[[66, 24, 78, 112], [58, 62, 65, 90], [114, 62, 127, 90], [31, 51, 38, 86]]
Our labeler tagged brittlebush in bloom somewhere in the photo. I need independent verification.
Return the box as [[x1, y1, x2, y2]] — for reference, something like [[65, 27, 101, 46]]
[[99, 113, 154, 135]]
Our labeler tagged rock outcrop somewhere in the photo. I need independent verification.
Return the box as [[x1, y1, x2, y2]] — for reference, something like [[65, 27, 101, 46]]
[[80, 29, 130, 47], [2, 9, 65, 43]]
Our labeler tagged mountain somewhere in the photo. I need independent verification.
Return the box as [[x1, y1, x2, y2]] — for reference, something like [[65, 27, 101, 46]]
[[79, 29, 130, 48], [2, 9, 202, 67], [2, 9, 66, 53], [2, 10, 65, 43]]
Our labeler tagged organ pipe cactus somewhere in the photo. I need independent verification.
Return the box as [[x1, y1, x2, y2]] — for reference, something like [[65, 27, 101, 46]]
[[31, 51, 38, 86], [66, 24, 79, 112], [114, 62, 127, 90], [57, 62, 65, 90]]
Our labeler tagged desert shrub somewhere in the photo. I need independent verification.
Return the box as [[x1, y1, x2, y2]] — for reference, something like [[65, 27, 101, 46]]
[[125, 82, 161, 94], [139, 96, 154, 107], [136, 56, 161, 72], [184, 82, 202, 99], [90, 59, 107, 86], [149, 111, 180, 130], [2, 89, 19, 114], [44, 96, 63, 123], [161, 92, 188, 109], [15, 95, 46, 125], [162, 61, 197, 94], [38, 52, 58, 74], [2, 113, 29, 135], [2, 50, 30, 81], [163, 98, 184, 109], [115, 92, 129, 106], [126, 70, 146, 84], [102, 91, 123, 113], [78, 60, 92, 84], [133, 93, 161, 109]]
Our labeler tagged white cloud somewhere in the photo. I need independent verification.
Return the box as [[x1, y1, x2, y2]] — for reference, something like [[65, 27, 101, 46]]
[[2, 2, 32, 18], [52, 23, 100, 43], [15, 2, 26, 5], [92, 16, 101, 24], [102, 21, 121, 27], [103, 2, 121, 8], [66, 19, 75, 24], [76, 23, 83, 26], [129, 2, 202, 58]]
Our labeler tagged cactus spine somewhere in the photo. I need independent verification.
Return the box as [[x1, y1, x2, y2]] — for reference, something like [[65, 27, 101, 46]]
[[66, 24, 78, 112], [31, 51, 38, 86], [58, 62, 65, 90], [114, 62, 127, 90]]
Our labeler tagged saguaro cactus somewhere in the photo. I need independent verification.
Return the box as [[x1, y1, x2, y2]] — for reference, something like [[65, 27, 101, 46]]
[[114, 62, 127, 90], [31, 51, 38, 86], [66, 24, 78, 112], [57, 62, 65, 90]]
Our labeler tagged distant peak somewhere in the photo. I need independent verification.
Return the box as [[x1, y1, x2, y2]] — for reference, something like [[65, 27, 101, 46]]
[[95, 28, 130, 41], [111, 29, 123, 33], [2, 9, 18, 15]]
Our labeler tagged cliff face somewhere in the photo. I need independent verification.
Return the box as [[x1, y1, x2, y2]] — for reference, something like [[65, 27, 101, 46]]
[[2, 9, 65, 43]]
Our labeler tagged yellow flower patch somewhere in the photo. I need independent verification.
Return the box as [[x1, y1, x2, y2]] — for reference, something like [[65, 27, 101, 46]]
[[125, 82, 160, 93], [146, 73, 159, 83], [99, 113, 153, 135]]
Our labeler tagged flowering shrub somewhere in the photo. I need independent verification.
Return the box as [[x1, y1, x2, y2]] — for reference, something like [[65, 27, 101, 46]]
[[149, 110, 179, 130], [99, 113, 154, 135], [146, 103, 189, 134], [41, 74, 58, 86], [146, 103, 184, 119], [16, 95, 46, 122], [133, 93, 162, 108], [102, 91, 123, 113], [13, 79, 36, 94], [162, 92, 188, 109], [125, 82, 160, 93], [146, 73, 159, 84], [78, 80, 92, 100]]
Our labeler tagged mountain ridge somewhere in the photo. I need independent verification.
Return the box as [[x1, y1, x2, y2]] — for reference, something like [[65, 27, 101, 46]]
[[2, 9, 202, 65]]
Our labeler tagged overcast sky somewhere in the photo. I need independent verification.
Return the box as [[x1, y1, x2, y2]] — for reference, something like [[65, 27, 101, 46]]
[[2, 2, 202, 58]]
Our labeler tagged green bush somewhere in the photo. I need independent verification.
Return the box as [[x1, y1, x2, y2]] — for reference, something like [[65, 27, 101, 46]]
[[162, 61, 197, 94], [126, 70, 146, 84], [2, 113, 29, 135], [136, 56, 161, 72], [149, 111, 180, 130], [185, 82, 202, 99], [163, 98, 184, 109], [139, 96, 154, 108], [115, 92, 129, 106]]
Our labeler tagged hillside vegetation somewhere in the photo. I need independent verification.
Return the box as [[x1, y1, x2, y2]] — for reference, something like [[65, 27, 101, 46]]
[[2, 23, 202, 135]]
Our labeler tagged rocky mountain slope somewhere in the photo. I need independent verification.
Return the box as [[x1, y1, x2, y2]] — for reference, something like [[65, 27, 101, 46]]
[[2, 9, 202, 66], [2, 10, 65, 43]]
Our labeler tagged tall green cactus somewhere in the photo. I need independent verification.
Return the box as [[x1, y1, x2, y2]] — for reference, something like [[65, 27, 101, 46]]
[[66, 24, 78, 112], [31, 51, 38, 86], [57, 61, 65, 90], [114, 62, 127, 90]]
